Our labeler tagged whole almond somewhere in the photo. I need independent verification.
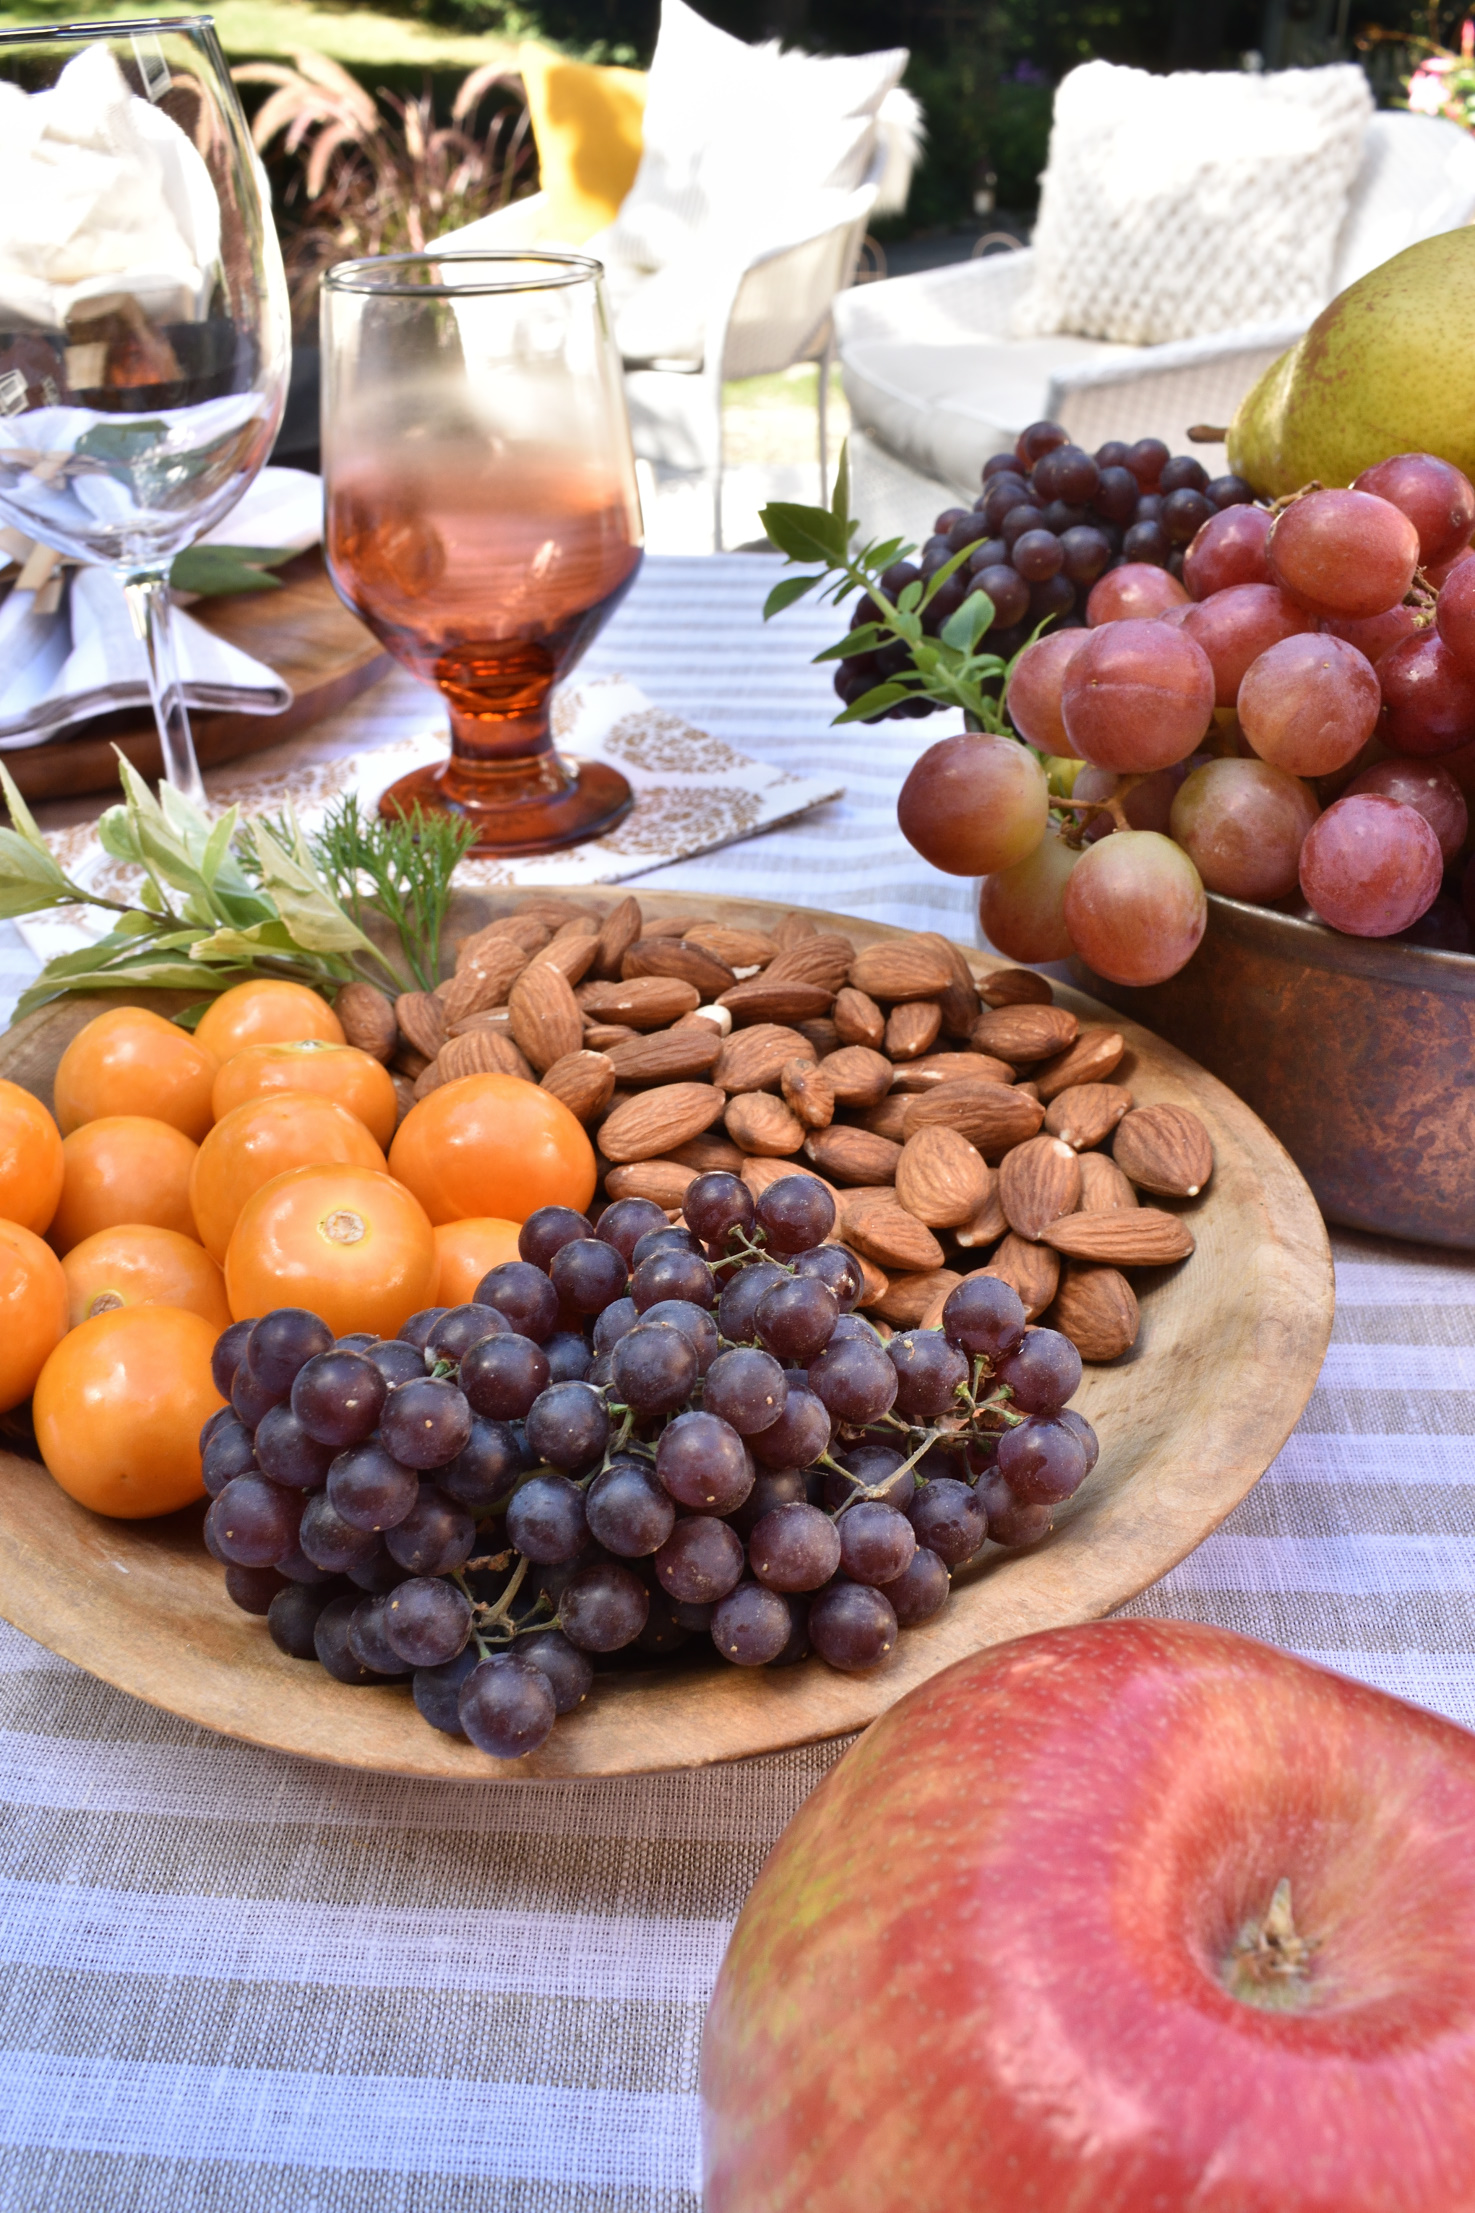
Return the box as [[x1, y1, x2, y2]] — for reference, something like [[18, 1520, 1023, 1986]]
[[681, 1006, 733, 1037], [955, 1167, 1009, 1249], [413, 1056, 447, 1102], [683, 924, 777, 968], [715, 1024, 815, 1093], [437, 1030, 535, 1085], [998, 1134, 1083, 1242], [972, 1004, 1079, 1062], [1113, 1104, 1215, 1199], [982, 1235, 1060, 1321], [1046, 1083, 1134, 1151], [796, 1018, 840, 1058], [607, 1029, 722, 1085], [832, 986, 885, 1049], [917, 932, 982, 1037], [894, 1124, 989, 1228], [862, 1095, 913, 1144], [979, 967, 1053, 1008], [869, 1267, 963, 1329], [726, 1091, 805, 1157], [541, 1050, 616, 1122], [1041, 1210, 1196, 1266], [821, 1045, 893, 1108], [718, 976, 835, 1025], [600, 1082, 727, 1163], [903, 1080, 1045, 1156], [508, 964, 584, 1072], [392, 1045, 430, 1081], [592, 894, 642, 979], [765, 935, 854, 993], [529, 924, 600, 987], [805, 1125, 902, 1186], [671, 1131, 748, 1175], [335, 981, 396, 1063], [1049, 1263, 1140, 1361], [396, 990, 447, 1061], [889, 1051, 1015, 1092], [514, 896, 595, 930], [604, 1159, 694, 1211], [1016, 1081, 1041, 1102], [774, 911, 817, 949], [837, 1189, 944, 1273], [849, 939, 954, 1003], [781, 1057, 837, 1130], [455, 915, 547, 966], [1034, 1027, 1126, 1101], [885, 1001, 943, 1062], [583, 1022, 639, 1051], [438, 939, 527, 1023], [1078, 1153, 1139, 1213], [641, 914, 699, 939], [578, 977, 701, 1029], [623, 938, 736, 999]]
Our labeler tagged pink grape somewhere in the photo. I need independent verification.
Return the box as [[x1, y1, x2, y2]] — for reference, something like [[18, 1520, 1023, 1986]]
[[1435, 557, 1475, 672], [1378, 630, 1475, 757], [979, 825, 1082, 963], [1060, 620, 1214, 771], [1353, 453, 1475, 568], [1428, 544, 1475, 592], [1267, 488, 1420, 619], [1345, 757, 1469, 862], [1005, 630, 1091, 753], [1298, 793, 1444, 936], [897, 734, 1048, 877], [1062, 830, 1207, 985], [1169, 758, 1319, 901], [1182, 504, 1272, 597], [1181, 583, 1316, 707], [1085, 563, 1188, 626], [1236, 633, 1381, 776], [1321, 605, 1422, 666]]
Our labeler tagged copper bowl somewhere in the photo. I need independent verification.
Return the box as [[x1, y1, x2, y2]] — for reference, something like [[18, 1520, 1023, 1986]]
[[1072, 893, 1475, 1250]]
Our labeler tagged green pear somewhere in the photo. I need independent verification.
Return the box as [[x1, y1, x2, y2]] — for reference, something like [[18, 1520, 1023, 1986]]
[[1227, 226, 1475, 498]]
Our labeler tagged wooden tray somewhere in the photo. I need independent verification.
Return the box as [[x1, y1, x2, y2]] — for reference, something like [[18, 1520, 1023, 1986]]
[[7, 550, 391, 804], [0, 889, 1335, 1781]]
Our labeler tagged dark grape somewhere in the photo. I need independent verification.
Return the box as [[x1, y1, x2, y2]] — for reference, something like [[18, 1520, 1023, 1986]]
[[640, 1586, 691, 1653], [384, 1482, 475, 1575], [472, 1262, 561, 1343], [506, 1472, 589, 1562], [748, 1501, 841, 1592], [996, 1416, 1089, 1504], [995, 1327, 1082, 1415], [639, 1300, 720, 1374], [595, 1196, 670, 1263], [347, 1595, 412, 1677], [656, 1410, 753, 1514], [1060, 526, 1113, 587], [808, 1583, 898, 1671], [427, 1304, 510, 1363], [880, 1546, 950, 1626], [726, 1466, 807, 1540], [290, 1348, 387, 1448], [550, 1237, 629, 1316], [519, 1629, 594, 1713], [947, 510, 992, 553], [1207, 474, 1254, 509], [1059, 1407, 1100, 1474], [347, 1546, 411, 1595], [314, 1592, 388, 1684], [755, 1175, 836, 1255], [380, 1378, 473, 1470], [711, 1580, 792, 1665], [1029, 574, 1076, 624], [670, 1597, 716, 1631], [1095, 439, 1131, 468], [1092, 466, 1139, 525], [592, 1296, 640, 1353], [585, 1460, 675, 1556], [399, 1308, 448, 1352], [908, 1477, 987, 1567], [200, 1404, 233, 1452], [542, 1331, 593, 1383], [684, 1171, 755, 1247], [364, 1338, 426, 1388], [1123, 520, 1170, 566], [919, 535, 953, 576], [413, 1643, 479, 1733], [211, 1317, 255, 1401], [703, 1346, 788, 1435], [1013, 528, 1064, 584], [246, 1308, 333, 1399], [202, 1417, 256, 1496], [612, 1321, 697, 1413], [1017, 420, 1069, 468], [755, 1277, 838, 1361], [749, 1385, 831, 1470], [792, 1243, 865, 1313], [439, 1416, 524, 1514], [976, 1467, 1054, 1547], [1040, 500, 1088, 535], [717, 1258, 787, 1342], [300, 1489, 381, 1572], [384, 1575, 472, 1668], [942, 1276, 1026, 1360], [525, 1381, 608, 1472], [838, 1500, 916, 1586], [879, 557, 923, 596], [273, 1540, 341, 1587], [1033, 442, 1099, 504], [630, 1247, 714, 1313], [1163, 487, 1214, 546], [224, 1563, 285, 1615], [519, 1205, 594, 1271], [770, 1591, 812, 1666], [807, 1334, 898, 1423], [1159, 455, 1210, 496], [1136, 493, 1165, 524], [964, 535, 1009, 573], [1000, 503, 1045, 551], [972, 564, 1030, 629], [887, 1331, 968, 1420], [205, 1476, 300, 1567], [1126, 437, 1169, 487], [558, 1561, 650, 1651], [253, 1402, 336, 1492], [458, 1654, 556, 1758], [230, 1361, 281, 1429], [984, 450, 1024, 481], [268, 1581, 341, 1659], [655, 1514, 745, 1603], [461, 1333, 550, 1421], [824, 1443, 916, 1515]]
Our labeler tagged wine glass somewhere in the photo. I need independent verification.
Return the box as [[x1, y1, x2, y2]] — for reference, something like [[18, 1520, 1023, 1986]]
[[320, 251, 643, 856], [0, 16, 290, 804]]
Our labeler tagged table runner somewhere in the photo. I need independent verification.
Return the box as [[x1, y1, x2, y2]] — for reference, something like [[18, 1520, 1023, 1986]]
[[0, 556, 1470, 2212]]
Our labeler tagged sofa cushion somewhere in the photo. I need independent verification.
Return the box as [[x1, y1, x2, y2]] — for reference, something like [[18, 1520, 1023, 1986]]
[[516, 45, 647, 246]]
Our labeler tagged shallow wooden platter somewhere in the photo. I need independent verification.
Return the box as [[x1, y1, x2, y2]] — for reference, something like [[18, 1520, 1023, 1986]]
[[0, 889, 1334, 1781], [7, 551, 391, 804]]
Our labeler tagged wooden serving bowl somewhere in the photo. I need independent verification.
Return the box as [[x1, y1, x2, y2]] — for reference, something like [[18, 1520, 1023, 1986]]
[[0, 890, 1334, 1780]]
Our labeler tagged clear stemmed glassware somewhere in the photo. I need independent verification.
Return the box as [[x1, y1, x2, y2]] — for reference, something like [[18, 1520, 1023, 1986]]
[[0, 16, 290, 803], [321, 251, 643, 857]]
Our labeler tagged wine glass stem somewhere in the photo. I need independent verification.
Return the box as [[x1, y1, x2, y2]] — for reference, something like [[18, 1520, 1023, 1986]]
[[123, 571, 205, 807]]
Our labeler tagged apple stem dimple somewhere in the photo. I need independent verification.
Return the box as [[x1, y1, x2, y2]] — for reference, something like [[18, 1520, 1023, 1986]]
[[1224, 1878, 1319, 2008]]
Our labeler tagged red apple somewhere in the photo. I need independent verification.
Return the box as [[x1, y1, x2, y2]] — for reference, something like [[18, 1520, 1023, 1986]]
[[702, 1620, 1475, 2213]]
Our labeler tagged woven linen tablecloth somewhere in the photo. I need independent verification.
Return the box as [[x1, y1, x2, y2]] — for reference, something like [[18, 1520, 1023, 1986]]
[[0, 556, 1470, 2213]]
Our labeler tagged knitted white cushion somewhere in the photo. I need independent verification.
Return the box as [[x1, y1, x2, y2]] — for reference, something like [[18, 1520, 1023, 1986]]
[[1012, 61, 1373, 346]]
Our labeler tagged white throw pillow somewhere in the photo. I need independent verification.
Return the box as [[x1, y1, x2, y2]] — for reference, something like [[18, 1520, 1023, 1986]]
[[1012, 61, 1373, 346]]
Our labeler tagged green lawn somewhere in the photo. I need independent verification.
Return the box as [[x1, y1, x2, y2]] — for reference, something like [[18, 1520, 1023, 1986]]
[[0, 0, 526, 67]]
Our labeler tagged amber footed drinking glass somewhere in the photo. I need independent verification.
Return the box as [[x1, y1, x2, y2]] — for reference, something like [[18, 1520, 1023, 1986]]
[[321, 251, 643, 855]]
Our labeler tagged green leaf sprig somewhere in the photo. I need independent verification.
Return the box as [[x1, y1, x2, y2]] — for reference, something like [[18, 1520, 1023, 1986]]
[[286, 794, 476, 996]]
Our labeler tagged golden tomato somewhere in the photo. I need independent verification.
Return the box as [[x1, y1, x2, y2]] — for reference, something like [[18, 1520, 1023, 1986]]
[[34, 1305, 222, 1517], [0, 1077, 64, 1233], [432, 1216, 524, 1304], [194, 978, 345, 1061], [190, 1090, 387, 1263], [225, 1164, 436, 1338], [61, 1224, 231, 1331], [0, 1221, 69, 1411], [53, 1008, 218, 1140], [389, 1074, 595, 1226], [212, 1040, 397, 1149], [51, 1116, 200, 1253]]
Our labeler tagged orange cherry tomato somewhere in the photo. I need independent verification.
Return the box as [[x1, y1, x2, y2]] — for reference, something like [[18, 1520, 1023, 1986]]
[[433, 1216, 524, 1304], [212, 1040, 398, 1150], [190, 1090, 388, 1264], [194, 978, 345, 1062], [225, 1164, 436, 1339], [389, 1074, 595, 1227], [61, 1224, 231, 1332], [33, 1305, 222, 1518], [53, 1008, 218, 1141], [51, 1116, 200, 1254], [0, 1077, 64, 1234], [0, 1221, 69, 1411]]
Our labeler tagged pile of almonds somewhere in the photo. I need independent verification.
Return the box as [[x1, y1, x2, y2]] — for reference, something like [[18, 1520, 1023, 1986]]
[[334, 896, 1215, 1364]]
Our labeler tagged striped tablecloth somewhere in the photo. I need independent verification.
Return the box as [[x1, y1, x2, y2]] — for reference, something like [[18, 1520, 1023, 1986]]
[[0, 557, 1471, 2213]]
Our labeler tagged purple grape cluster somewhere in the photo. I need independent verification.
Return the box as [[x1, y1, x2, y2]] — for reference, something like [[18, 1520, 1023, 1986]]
[[200, 1173, 1100, 1764], [834, 418, 1254, 717]]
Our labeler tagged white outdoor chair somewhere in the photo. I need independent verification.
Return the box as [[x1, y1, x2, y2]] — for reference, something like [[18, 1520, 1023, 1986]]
[[835, 108, 1475, 530]]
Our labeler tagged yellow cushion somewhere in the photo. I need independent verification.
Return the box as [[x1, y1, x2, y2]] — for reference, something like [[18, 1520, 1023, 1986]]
[[517, 43, 647, 244]]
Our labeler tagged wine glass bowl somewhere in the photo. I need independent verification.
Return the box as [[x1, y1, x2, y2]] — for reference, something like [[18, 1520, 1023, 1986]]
[[321, 251, 643, 857]]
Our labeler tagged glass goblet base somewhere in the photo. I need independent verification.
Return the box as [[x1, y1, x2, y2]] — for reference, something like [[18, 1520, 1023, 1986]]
[[380, 753, 634, 858]]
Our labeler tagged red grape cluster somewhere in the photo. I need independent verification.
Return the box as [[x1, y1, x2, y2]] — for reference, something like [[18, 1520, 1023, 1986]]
[[835, 422, 1253, 716], [898, 434, 1475, 980], [201, 1173, 1099, 1763]]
